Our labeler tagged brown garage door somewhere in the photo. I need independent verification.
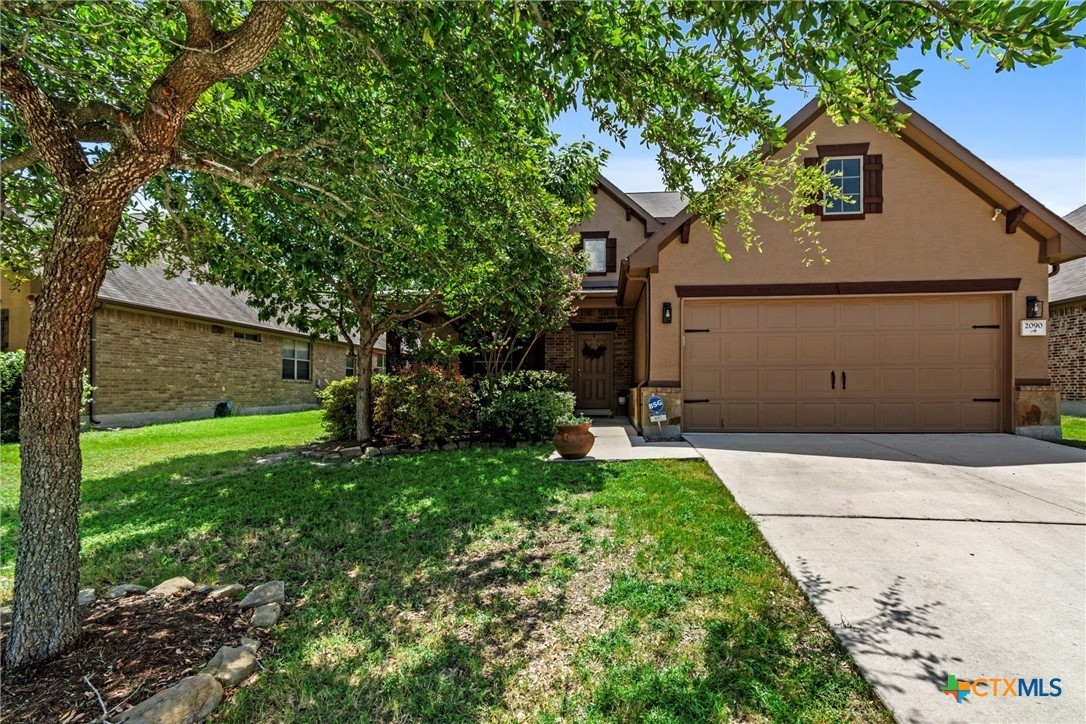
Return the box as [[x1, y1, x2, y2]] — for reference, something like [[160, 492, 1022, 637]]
[[683, 295, 1005, 432]]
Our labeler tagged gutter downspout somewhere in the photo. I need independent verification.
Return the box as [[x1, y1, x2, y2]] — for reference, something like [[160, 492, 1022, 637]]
[[88, 302, 102, 425], [1049, 263, 1061, 278]]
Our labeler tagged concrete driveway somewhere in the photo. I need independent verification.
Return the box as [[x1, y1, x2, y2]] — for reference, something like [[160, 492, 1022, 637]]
[[686, 433, 1086, 724]]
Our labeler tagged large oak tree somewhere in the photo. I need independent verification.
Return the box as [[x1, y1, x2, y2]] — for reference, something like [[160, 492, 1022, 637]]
[[2, 0, 1083, 667]]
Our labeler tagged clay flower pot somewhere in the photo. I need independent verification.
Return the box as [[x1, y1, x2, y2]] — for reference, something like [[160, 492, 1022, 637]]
[[553, 422, 595, 460]]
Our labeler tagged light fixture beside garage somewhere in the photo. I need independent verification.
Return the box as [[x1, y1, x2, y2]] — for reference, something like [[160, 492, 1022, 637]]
[[1025, 295, 1044, 319], [662, 301, 673, 324]]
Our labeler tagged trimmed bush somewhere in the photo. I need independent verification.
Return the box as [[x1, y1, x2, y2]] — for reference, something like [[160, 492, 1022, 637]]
[[375, 364, 473, 446], [1, 350, 25, 442], [476, 370, 574, 443], [316, 375, 376, 440]]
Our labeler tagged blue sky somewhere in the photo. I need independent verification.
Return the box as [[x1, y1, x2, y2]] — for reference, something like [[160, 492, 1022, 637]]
[[551, 44, 1086, 215]]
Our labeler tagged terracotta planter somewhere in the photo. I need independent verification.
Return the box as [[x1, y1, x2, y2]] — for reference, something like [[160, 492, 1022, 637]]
[[553, 422, 595, 460]]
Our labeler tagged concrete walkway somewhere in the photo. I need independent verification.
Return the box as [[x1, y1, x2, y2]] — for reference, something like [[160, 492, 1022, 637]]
[[548, 418, 701, 462], [687, 433, 1086, 723]]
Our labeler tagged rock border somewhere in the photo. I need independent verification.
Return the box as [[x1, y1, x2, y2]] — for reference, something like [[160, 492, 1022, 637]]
[[90, 576, 287, 723], [301, 438, 541, 461]]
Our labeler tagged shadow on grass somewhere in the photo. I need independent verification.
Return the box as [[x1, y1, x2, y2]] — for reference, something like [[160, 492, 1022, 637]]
[[6, 447, 615, 719]]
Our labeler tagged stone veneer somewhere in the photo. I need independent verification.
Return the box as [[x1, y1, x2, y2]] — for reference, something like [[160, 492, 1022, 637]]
[[1014, 384, 1062, 441], [1048, 301, 1086, 415]]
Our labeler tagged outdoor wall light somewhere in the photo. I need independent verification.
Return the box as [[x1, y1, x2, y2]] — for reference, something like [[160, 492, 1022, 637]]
[[662, 301, 673, 324], [1026, 296, 1044, 319]]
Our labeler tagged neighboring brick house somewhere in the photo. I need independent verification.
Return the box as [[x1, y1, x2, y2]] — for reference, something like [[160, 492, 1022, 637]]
[[543, 100, 1086, 440], [1, 261, 385, 426], [1049, 204, 1086, 415]]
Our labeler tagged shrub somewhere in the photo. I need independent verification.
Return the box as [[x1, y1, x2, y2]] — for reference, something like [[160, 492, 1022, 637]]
[[375, 364, 473, 446], [1, 350, 25, 442], [476, 370, 574, 443], [318, 375, 374, 440]]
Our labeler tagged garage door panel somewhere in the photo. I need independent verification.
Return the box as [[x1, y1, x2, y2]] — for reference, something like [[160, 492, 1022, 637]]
[[724, 369, 758, 395], [685, 402, 721, 431], [686, 304, 720, 330], [763, 403, 798, 428], [723, 403, 758, 429], [800, 303, 836, 329], [764, 303, 798, 329], [763, 369, 798, 396], [724, 336, 759, 363], [764, 336, 798, 363], [801, 335, 836, 363], [682, 295, 1004, 433], [880, 334, 917, 362], [687, 336, 721, 364], [840, 334, 876, 362]]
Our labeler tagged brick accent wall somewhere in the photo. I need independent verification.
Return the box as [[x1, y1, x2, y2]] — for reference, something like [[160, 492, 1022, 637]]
[[1049, 302, 1086, 403], [545, 304, 634, 414], [93, 305, 351, 417]]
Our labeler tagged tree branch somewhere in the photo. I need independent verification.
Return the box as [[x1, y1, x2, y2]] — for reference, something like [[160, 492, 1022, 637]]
[[0, 54, 89, 188], [179, 0, 216, 48]]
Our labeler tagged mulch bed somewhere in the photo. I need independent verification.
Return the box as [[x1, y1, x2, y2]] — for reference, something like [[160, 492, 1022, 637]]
[[1, 592, 252, 723]]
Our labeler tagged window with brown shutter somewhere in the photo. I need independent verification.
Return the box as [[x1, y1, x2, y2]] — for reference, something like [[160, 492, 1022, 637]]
[[807, 143, 884, 221], [579, 230, 614, 275]]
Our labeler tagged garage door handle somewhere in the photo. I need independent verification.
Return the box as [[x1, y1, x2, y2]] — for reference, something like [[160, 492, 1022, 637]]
[[830, 370, 835, 390], [842, 370, 846, 390], [972, 398, 1000, 402], [972, 324, 1000, 329], [685, 399, 710, 404]]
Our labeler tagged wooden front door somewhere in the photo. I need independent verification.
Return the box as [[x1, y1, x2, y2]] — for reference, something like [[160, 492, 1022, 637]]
[[575, 332, 613, 412]]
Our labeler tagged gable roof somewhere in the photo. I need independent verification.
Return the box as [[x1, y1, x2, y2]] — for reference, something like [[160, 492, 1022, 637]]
[[1050, 204, 1086, 305], [594, 174, 663, 234], [98, 260, 384, 350], [628, 191, 686, 221], [625, 99, 1086, 282]]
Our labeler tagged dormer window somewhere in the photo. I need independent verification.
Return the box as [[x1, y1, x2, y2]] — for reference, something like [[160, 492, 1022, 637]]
[[823, 157, 863, 215]]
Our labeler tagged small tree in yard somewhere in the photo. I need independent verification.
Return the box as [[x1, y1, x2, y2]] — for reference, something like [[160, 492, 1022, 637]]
[[3, 0, 1083, 668], [189, 141, 597, 443]]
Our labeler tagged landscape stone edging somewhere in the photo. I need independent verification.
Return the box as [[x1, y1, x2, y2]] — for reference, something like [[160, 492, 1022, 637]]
[[301, 438, 550, 460], [95, 576, 286, 722]]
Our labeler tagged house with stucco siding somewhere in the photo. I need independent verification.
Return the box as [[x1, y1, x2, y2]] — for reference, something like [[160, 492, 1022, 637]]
[[541, 100, 1086, 440]]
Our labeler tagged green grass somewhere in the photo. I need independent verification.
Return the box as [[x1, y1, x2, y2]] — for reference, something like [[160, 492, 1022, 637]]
[[1, 412, 887, 722], [1060, 415, 1086, 449]]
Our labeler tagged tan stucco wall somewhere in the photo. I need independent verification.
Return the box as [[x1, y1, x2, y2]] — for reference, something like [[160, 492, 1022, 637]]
[[574, 189, 651, 284], [648, 114, 1051, 386], [1, 272, 33, 352]]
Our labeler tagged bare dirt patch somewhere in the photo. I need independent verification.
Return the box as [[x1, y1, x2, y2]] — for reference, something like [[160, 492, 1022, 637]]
[[1, 592, 252, 722]]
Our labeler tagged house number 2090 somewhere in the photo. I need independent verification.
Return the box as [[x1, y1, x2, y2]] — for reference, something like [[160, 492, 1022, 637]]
[[1020, 320, 1047, 336]]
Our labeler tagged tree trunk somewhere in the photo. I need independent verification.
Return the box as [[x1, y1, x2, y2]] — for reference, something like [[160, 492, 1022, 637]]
[[4, 197, 119, 668], [355, 359, 373, 443]]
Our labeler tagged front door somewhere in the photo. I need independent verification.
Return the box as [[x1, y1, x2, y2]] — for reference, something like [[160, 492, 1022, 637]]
[[575, 332, 613, 413]]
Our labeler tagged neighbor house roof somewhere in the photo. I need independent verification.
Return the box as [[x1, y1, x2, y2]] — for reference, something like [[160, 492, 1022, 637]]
[[624, 99, 1086, 291], [98, 260, 385, 350], [628, 191, 686, 222], [1050, 204, 1086, 305]]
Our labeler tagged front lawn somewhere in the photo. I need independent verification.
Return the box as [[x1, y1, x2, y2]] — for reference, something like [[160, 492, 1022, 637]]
[[1060, 415, 1086, 449], [1, 412, 886, 721]]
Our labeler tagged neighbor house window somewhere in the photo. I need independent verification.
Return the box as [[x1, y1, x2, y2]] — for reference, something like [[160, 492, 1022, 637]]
[[282, 339, 311, 381], [583, 237, 607, 274], [346, 353, 356, 377], [375, 352, 387, 374], [234, 331, 261, 342], [823, 157, 863, 215]]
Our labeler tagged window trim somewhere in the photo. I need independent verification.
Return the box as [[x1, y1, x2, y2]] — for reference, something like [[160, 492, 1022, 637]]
[[345, 352, 356, 377], [582, 235, 608, 275], [821, 155, 864, 217], [374, 352, 387, 374], [282, 339, 312, 382]]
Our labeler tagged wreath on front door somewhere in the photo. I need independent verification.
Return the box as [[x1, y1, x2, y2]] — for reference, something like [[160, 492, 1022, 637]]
[[582, 340, 607, 360]]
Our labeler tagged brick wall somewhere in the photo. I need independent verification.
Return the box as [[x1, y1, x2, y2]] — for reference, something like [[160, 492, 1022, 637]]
[[545, 304, 634, 414], [93, 305, 351, 418], [1049, 302, 1085, 403]]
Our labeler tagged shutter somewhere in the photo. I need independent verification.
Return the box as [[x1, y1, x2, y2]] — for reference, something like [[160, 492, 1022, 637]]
[[575, 236, 584, 252], [803, 157, 822, 216], [864, 154, 883, 213], [606, 237, 617, 273]]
